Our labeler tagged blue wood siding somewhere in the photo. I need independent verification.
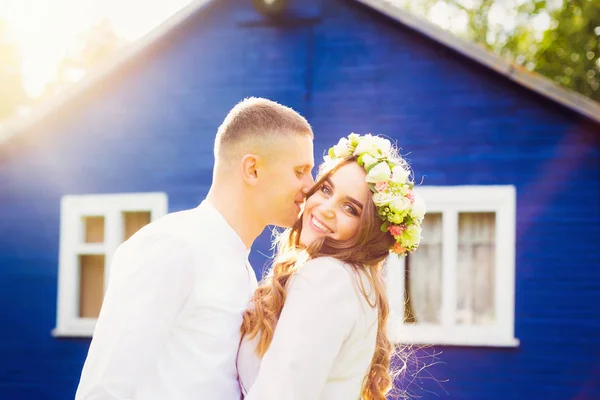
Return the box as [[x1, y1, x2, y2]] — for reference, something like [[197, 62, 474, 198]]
[[0, 0, 598, 398]]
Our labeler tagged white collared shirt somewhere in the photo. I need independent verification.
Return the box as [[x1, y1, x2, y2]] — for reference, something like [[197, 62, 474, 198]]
[[75, 200, 258, 400]]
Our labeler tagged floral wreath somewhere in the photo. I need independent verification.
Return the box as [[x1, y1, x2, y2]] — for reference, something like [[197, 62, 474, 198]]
[[325, 133, 426, 255]]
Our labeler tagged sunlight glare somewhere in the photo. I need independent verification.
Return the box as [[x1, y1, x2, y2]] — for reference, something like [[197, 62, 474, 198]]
[[428, 2, 453, 31], [488, 3, 516, 32], [531, 12, 551, 32], [0, 0, 193, 98]]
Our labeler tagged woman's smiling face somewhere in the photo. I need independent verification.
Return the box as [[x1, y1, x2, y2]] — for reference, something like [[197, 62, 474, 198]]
[[300, 162, 370, 247]]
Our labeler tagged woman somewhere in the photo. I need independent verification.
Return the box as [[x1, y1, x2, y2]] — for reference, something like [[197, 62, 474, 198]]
[[238, 133, 426, 399]]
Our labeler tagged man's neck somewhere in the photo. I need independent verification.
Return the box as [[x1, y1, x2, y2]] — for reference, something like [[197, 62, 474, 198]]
[[206, 186, 264, 249]]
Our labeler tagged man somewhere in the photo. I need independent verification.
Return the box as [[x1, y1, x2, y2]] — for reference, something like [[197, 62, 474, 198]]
[[75, 97, 315, 399]]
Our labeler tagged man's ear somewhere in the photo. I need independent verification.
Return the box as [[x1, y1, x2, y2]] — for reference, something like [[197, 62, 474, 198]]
[[240, 154, 260, 185]]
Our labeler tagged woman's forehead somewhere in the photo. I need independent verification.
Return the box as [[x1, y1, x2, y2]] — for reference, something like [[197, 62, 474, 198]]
[[329, 163, 369, 201]]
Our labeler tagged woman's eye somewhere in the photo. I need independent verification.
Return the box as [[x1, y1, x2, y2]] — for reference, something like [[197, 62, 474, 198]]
[[320, 185, 332, 195], [344, 204, 358, 216]]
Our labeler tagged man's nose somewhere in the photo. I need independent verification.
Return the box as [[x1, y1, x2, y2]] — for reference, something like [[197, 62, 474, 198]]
[[302, 173, 315, 193]]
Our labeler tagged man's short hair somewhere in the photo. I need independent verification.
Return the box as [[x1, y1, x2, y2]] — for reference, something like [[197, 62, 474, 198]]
[[214, 97, 313, 161]]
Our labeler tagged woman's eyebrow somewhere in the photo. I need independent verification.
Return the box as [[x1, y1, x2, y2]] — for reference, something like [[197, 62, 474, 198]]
[[325, 178, 363, 209]]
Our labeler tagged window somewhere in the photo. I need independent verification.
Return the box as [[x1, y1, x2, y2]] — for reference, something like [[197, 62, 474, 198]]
[[386, 186, 518, 347], [53, 193, 168, 337]]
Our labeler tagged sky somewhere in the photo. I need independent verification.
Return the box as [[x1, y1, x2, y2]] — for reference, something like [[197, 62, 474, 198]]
[[0, 0, 193, 98], [0, 0, 553, 100]]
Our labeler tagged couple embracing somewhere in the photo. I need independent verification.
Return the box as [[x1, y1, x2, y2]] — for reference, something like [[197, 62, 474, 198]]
[[75, 97, 425, 400]]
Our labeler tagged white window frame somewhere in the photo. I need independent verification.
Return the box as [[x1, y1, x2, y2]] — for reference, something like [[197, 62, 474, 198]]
[[53, 192, 168, 337], [386, 185, 519, 347]]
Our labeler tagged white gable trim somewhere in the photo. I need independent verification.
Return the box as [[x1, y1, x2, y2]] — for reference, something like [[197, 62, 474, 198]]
[[0, 0, 215, 145], [354, 0, 600, 125]]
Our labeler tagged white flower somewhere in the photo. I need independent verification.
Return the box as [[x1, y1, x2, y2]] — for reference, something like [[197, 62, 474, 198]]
[[373, 136, 392, 156], [411, 193, 426, 221], [348, 133, 360, 146], [373, 192, 395, 207], [389, 197, 411, 215], [332, 138, 353, 158], [353, 134, 381, 157], [391, 165, 410, 184], [365, 162, 391, 183], [361, 153, 379, 168]]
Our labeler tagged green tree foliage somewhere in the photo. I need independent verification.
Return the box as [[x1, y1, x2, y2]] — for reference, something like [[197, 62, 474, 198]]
[[0, 20, 28, 120], [394, 0, 600, 102], [534, 0, 599, 101]]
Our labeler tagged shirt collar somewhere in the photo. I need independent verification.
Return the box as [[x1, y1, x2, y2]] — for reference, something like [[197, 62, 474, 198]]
[[197, 200, 251, 262]]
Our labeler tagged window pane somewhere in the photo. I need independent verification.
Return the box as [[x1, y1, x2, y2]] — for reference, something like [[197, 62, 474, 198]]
[[79, 255, 105, 318], [456, 212, 495, 325], [123, 211, 151, 241], [405, 213, 442, 324], [84, 216, 104, 243]]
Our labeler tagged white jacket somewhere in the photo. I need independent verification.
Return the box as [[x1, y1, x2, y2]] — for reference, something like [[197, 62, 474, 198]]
[[238, 257, 378, 399]]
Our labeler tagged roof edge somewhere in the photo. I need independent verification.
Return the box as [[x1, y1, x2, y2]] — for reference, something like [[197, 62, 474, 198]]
[[0, 0, 215, 146], [354, 0, 600, 126], [2, 0, 598, 147]]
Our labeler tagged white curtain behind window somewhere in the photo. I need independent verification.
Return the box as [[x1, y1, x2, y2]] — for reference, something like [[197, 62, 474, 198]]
[[456, 212, 496, 325], [406, 213, 442, 324]]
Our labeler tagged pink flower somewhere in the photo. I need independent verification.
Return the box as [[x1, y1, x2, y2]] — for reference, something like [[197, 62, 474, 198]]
[[392, 242, 406, 254], [374, 181, 389, 192], [387, 224, 404, 237], [405, 190, 415, 204]]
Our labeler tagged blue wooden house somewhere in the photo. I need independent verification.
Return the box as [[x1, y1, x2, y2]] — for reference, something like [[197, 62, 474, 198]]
[[1, 0, 598, 398]]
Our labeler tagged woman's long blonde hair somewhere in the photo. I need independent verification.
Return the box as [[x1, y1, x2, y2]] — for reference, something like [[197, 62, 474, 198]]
[[241, 156, 401, 400]]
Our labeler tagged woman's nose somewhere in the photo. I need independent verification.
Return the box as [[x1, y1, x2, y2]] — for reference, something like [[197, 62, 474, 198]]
[[321, 202, 335, 219]]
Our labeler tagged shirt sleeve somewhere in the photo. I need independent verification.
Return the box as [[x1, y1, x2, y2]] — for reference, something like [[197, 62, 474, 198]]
[[75, 234, 194, 400], [244, 257, 358, 400]]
